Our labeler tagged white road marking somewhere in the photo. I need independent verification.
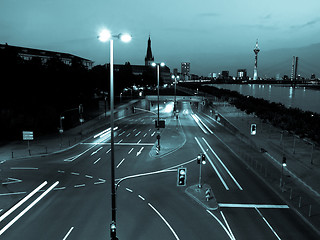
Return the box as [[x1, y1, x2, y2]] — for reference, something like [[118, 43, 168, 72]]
[[128, 148, 134, 154], [136, 147, 144, 156], [93, 157, 101, 164], [118, 131, 125, 136], [219, 203, 289, 209], [137, 139, 141, 144], [54, 187, 66, 191], [58, 170, 65, 173], [71, 172, 80, 176], [118, 139, 123, 144], [126, 133, 131, 137], [195, 137, 229, 190], [191, 114, 208, 134], [85, 175, 93, 179], [62, 227, 74, 240], [143, 133, 147, 137], [106, 149, 111, 154], [0, 181, 47, 223], [255, 208, 282, 240], [207, 210, 234, 240], [74, 184, 85, 188], [148, 203, 180, 240], [138, 195, 145, 201], [126, 188, 133, 193], [135, 131, 141, 136], [64, 144, 96, 162], [0, 192, 26, 196], [2, 177, 22, 185], [194, 114, 214, 134], [0, 181, 59, 236], [133, 128, 136, 132], [151, 131, 156, 137], [91, 146, 103, 155], [220, 211, 236, 240], [202, 137, 243, 190], [116, 158, 125, 169]]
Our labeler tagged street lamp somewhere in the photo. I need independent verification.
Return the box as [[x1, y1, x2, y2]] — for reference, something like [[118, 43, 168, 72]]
[[171, 74, 179, 113], [151, 62, 165, 153], [99, 28, 131, 240], [280, 155, 287, 188]]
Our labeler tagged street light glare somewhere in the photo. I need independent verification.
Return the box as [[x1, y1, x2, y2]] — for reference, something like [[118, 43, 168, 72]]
[[160, 62, 165, 67], [151, 62, 156, 67], [99, 29, 111, 42], [120, 33, 132, 43]]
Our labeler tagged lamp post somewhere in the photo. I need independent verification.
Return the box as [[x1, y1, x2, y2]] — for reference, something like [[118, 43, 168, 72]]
[[171, 74, 179, 113], [151, 62, 165, 153], [99, 29, 131, 240]]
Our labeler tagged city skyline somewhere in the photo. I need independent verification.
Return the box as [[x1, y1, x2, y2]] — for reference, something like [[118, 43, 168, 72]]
[[1, 0, 320, 77]]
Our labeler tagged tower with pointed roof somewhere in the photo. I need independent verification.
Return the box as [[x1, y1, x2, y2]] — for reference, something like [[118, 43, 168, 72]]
[[145, 36, 154, 66]]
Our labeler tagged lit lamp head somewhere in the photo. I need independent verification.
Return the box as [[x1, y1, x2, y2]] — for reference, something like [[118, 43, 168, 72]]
[[119, 33, 132, 43], [151, 62, 156, 67], [98, 29, 111, 42]]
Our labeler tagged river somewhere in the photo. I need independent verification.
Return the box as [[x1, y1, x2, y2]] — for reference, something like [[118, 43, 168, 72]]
[[210, 84, 320, 114]]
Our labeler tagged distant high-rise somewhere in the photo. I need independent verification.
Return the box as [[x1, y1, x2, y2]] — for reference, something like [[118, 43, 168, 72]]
[[253, 39, 260, 80], [145, 35, 154, 66], [181, 62, 190, 80], [237, 69, 247, 80]]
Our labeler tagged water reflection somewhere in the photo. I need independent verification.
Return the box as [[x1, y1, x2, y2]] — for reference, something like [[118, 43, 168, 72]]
[[211, 84, 320, 114]]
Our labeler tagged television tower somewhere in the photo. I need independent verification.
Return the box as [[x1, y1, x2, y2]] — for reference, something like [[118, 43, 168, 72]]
[[253, 39, 260, 80]]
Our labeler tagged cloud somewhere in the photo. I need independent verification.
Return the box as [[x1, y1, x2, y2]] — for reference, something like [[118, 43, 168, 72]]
[[291, 18, 320, 29]]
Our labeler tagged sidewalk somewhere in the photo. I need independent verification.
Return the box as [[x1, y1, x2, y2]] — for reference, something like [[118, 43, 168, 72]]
[[216, 104, 320, 198], [212, 103, 320, 234], [0, 100, 143, 162]]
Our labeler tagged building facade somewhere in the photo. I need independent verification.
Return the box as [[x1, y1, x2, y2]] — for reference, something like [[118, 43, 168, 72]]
[[181, 62, 190, 80], [0, 43, 93, 69]]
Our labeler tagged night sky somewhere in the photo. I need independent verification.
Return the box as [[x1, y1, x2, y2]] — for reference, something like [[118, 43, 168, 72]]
[[1, 0, 320, 77]]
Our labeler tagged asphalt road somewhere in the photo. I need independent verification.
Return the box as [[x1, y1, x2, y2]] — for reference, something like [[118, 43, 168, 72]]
[[0, 101, 318, 239]]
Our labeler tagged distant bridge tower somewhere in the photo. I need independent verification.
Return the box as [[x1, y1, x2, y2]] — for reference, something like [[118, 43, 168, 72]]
[[253, 39, 260, 80]]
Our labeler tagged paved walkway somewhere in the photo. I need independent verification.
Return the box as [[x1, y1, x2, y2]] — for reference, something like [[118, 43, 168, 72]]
[[0, 100, 141, 162], [216, 104, 320, 198]]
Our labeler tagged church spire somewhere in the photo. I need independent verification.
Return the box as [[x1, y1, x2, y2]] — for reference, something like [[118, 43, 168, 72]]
[[145, 35, 154, 66]]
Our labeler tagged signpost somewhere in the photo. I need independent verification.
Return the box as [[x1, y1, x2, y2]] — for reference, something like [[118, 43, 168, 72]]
[[23, 131, 33, 155]]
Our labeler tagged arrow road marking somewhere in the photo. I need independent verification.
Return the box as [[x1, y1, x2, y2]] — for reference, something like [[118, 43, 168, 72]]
[[136, 147, 144, 156], [2, 178, 22, 185]]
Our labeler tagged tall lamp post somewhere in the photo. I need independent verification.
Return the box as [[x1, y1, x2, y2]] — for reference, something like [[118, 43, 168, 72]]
[[151, 62, 165, 153], [171, 74, 179, 113], [99, 29, 131, 240]]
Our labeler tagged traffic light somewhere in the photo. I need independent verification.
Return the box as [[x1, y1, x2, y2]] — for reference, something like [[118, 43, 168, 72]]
[[197, 154, 201, 164], [177, 167, 187, 186], [110, 221, 117, 239], [282, 156, 287, 167], [201, 153, 206, 164], [251, 124, 257, 135]]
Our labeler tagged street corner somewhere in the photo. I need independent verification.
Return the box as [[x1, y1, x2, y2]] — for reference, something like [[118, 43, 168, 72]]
[[185, 184, 218, 211]]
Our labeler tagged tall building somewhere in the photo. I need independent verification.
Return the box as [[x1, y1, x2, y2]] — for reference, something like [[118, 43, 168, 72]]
[[145, 36, 154, 66], [253, 39, 260, 80], [237, 69, 247, 80], [181, 62, 190, 80]]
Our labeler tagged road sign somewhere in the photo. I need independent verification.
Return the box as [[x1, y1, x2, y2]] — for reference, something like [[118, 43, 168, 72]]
[[23, 131, 34, 140]]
